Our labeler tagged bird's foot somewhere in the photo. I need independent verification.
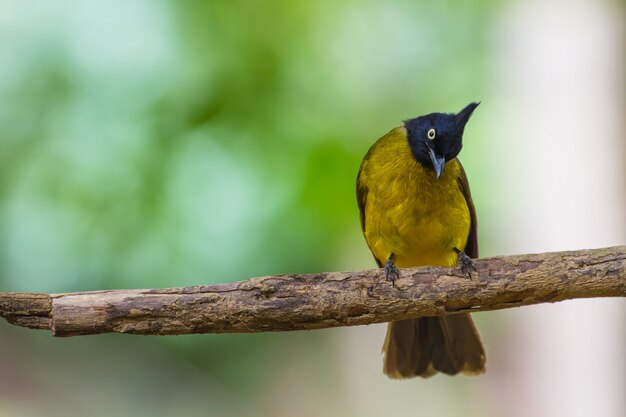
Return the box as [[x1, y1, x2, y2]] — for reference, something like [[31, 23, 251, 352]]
[[384, 259, 400, 286], [454, 248, 476, 278]]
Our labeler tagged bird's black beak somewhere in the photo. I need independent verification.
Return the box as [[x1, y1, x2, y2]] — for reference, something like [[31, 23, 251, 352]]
[[456, 102, 480, 130], [427, 146, 445, 179]]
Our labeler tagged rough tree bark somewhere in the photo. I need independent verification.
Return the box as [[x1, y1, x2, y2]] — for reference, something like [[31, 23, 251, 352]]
[[0, 246, 624, 337]]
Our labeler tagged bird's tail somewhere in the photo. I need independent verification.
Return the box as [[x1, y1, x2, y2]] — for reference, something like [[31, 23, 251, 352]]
[[382, 314, 486, 378]]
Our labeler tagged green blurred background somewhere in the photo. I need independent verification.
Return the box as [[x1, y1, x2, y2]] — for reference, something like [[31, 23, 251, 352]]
[[1, 1, 624, 416]]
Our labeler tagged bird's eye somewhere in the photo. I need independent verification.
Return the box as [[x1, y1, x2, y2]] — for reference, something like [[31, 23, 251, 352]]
[[427, 128, 436, 140]]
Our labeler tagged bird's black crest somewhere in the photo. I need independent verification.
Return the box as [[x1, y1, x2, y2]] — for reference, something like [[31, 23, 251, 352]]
[[404, 102, 479, 171]]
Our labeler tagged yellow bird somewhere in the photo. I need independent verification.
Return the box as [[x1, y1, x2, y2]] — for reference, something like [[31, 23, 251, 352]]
[[356, 103, 485, 378]]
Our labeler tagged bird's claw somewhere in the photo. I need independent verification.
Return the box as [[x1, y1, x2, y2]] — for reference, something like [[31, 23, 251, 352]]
[[384, 259, 400, 286], [456, 250, 477, 278]]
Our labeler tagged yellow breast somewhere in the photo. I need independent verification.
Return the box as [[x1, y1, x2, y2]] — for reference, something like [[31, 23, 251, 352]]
[[358, 127, 471, 269]]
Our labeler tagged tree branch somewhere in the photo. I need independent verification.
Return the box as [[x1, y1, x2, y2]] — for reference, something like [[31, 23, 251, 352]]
[[1, 246, 625, 337]]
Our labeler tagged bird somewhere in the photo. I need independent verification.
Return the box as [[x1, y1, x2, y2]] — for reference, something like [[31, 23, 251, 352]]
[[356, 102, 485, 378]]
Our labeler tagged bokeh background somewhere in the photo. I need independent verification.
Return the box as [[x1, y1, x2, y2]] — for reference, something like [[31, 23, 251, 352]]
[[1, 1, 625, 416]]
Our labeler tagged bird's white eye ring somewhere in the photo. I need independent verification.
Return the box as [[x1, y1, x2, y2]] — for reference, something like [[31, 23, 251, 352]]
[[427, 128, 436, 140]]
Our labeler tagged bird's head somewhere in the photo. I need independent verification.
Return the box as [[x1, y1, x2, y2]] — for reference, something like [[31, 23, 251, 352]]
[[404, 102, 479, 179]]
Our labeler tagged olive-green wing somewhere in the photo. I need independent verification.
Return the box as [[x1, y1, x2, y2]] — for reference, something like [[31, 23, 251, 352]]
[[356, 167, 368, 233], [356, 165, 384, 268], [456, 159, 478, 259]]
